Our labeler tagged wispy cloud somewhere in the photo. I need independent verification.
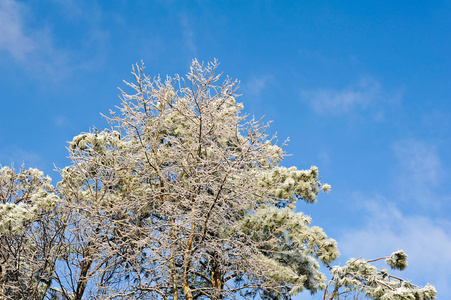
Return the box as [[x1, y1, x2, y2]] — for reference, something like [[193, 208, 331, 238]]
[[244, 74, 274, 96], [330, 139, 449, 298], [50, 0, 102, 21], [53, 114, 74, 129], [301, 77, 400, 117], [0, 0, 108, 80], [0, 0, 35, 61], [393, 139, 446, 208], [0, 0, 70, 78], [0, 147, 43, 169], [394, 139, 441, 184], [338, 196, 451, 298], [422, 110, 451, 139], [180, 14, 197, 55]]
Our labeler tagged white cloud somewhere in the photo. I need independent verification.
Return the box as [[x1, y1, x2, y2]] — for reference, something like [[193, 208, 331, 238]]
[[338, 196, 451, 299], [317, 150, 331, 169], [0, 0, 35, 60], [0, 0, 107, 80], [180, 14, 197, 55], [393, 139, 445, 208], [0, 147, 43, 169], [53, 114, 73, 129], [394, 139, 441, 184], [301, 77, 391, 115], [0, 0, 70, 77], [50, 0, 105, 28], [422, 110, 451, 130], [244, 74, 274, 96], [50, 0, 93, 20]]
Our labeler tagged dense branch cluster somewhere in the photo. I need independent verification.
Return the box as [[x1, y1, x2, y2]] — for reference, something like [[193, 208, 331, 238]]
[[0, 166, 64, 298], [325, 251, 436, 300], [0, 60, 436, 300]]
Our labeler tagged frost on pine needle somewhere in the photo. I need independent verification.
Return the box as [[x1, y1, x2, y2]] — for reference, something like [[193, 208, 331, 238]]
[[385, 250, 408, 271], [53, 59, 341, 299], [0, 165, 63, 297], [321, 183, 331, 193], [325, 251, 436, 300], [1, 60, 437, 300]]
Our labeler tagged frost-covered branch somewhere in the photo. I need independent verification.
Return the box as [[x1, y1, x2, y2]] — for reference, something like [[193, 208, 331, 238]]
[[325, 250, 436, 300], [0, 60, 436, 300]]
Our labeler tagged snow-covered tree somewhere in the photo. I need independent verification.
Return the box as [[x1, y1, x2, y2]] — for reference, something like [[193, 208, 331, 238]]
[[0, 166, 64, 299], [0, 60, 436, 300], [324, 250, 436, 300]]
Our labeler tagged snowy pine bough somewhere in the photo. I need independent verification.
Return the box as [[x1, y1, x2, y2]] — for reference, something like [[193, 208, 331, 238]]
[[0, 60, 436, 300]]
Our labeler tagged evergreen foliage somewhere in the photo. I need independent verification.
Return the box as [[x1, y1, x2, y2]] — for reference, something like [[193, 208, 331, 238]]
[[0, 60, 436, 300]]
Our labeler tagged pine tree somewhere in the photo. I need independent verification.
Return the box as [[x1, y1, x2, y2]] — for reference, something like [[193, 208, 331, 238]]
[[0, 60, 436, 300]]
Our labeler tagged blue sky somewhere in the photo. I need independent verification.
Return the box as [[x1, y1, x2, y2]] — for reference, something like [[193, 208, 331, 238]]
[[1, 0, 450, 298]]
